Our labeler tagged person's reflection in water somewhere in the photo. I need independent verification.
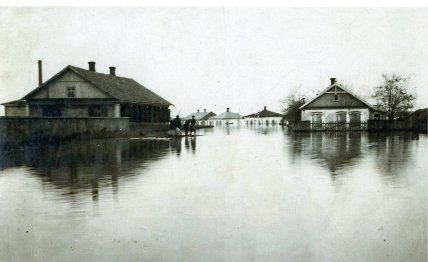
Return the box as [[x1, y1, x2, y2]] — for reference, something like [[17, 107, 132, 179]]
[[184, 137, 190, 151], [170, 137, 182, 156], [190, 137, 196, 153], [175, 137, 182, 156], [91, 178, 99, 202]]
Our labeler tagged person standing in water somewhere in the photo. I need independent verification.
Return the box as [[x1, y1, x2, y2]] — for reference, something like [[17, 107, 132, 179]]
[[169, 115, 182, 136], [190, 115, 197, 136], [183, 119, 191, 136]]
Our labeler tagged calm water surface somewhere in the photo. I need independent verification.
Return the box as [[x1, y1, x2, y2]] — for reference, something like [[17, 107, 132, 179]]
[[0, 126, 426, 261]]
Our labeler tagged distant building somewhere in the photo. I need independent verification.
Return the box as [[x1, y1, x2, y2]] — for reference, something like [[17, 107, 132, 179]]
[[298, 78, 386, 130], [2, 61, 172, 122], [209, 107, 242, 125], [244, 106, 283, 125], [183, 109, 216, 125]]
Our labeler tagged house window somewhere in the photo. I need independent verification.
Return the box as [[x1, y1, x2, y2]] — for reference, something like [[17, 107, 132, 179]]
[[336, 111, 347, 123], [374, 113, 380, 120], [88, 105, 107, 117], [312, 113, 322, 128], [334, 94, 339, 101], [67, 87, 75, 98], [350, 111, 361, 123], [42, 105, 61, 116], [312, 113, 322, 123]]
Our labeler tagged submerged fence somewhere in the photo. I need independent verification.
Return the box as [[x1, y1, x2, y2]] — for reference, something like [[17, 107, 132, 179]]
[[0, 117, 130, 145], [290, 121, 367, 132], [290, 120, 420, 132]]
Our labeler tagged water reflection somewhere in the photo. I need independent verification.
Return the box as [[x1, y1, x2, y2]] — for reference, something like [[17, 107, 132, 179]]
[[184, 137, 197, 153], [367, 132, 419, 177], [0, 127, 425, 262], [170, 137, 182, 155], [0, 139, 172, 198], [288, 131, 418, 179]]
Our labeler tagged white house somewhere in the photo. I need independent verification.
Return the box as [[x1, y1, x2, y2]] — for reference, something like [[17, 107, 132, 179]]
[[299, 78, 386, 130], [209, 108, 242, 125], [244, 106, 283, 125], [182, 109, 216, 126]]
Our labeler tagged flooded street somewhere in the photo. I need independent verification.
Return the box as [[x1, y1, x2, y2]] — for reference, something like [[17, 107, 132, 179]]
[[0, 126, 426, 261]]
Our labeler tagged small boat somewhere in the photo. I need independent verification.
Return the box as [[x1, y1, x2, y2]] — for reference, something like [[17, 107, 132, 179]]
[[225, 122, 234, 125]]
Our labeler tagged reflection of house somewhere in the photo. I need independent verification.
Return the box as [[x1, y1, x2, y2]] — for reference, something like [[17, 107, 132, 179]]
[[298, 78, 386, 131], [289, 132, 364, 176], [2, 61, 172, 122], [209, 107, 242, 125], [182, 109, 216, 125], [244, 106, 283, 125]]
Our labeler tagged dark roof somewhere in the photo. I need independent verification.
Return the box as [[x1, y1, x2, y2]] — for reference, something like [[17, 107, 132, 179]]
[[299, 82, 374, 110], [183, 111, 216, 120], [23, 65, 172, 106], [1, 99, 27, 106], [245, 108, 283, 118], [210, 110, 242, 120]]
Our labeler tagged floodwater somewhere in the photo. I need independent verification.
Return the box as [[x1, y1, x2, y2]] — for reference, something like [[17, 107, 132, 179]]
[[0, 126, 426, 262]]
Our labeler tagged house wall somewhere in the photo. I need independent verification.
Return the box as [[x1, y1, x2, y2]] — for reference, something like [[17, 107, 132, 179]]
[[211, 119, 242, 126], [301, 108, 370, 123], [197, 120, 214, 125], [28, 103, 117, 117], [245, 117, 282, 125], [5, 105, 28, 117], [32, 70, 111, 99]]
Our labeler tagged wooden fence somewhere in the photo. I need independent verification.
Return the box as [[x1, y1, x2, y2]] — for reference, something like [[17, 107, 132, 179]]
[[290, 121, 368, 132], [0, 117, 130, 145]]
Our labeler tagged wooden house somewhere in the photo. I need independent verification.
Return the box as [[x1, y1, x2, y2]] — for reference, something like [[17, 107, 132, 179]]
[[182, 109, 216, 125], [244, 106, 283, 125], [2, 61, 172, 122], [298, 78, 386, 131]]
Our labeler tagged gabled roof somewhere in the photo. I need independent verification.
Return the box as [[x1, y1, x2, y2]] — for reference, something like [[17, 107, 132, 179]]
[[244, 107, 283, 118], [23, 65, 172, 106], [183, 111, 216, 120], [210, 110, 242, 120], [299, 82, 374, 110], [1, 100, 27, 106]]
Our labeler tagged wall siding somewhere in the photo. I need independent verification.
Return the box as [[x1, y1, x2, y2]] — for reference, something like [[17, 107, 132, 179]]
[[305, 93, 367, 108], [5, 106, 27, 117], [301, 108, 370, 123], [245, 116, 283, 125], [32, 70, 111, 99]]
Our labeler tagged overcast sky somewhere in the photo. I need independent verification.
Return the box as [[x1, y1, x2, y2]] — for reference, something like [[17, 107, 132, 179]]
[[0, 7, 427, 116]]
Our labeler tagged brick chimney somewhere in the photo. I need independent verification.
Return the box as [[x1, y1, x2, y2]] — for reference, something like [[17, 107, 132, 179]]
[[330, 78, 336, 85], [204, 109, 206, 112], [38, 60, 43, 87], [197, 109, 200, 113], [227, 107, 230, 112], [88, 61, 96, 72], [109, 67, 116, 76], [264, 106, 266, 110]]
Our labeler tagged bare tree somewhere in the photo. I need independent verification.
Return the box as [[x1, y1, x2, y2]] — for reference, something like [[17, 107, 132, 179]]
[[372, 74, 416, 120], [282, 90, 306, 122]]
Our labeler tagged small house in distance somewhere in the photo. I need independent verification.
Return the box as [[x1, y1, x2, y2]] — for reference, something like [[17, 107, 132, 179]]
[[209, 107, 242, 125], [297, 78, 386, 131], [182, 109, 216, 126], [244, 106, 283, 125], [2, 61, 172, 122]]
